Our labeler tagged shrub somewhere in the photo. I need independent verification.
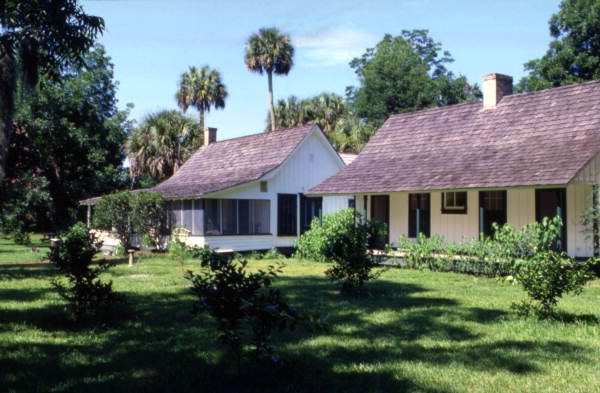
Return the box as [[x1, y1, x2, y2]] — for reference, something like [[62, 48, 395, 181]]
[[263, 247, 285, 260], [50, 222, 118, 322], [130, 191, 167, 250], [93, 192, 133, 249], [297, 209, 386, 290], [396, 216, 564, 277], [93, 191, 167, 251], [168, 229, 192, 271], [512, 251, 595, 318], [296, 208, 385, 262], [11, 229, 31, 246], [186, 247, 303, 364]]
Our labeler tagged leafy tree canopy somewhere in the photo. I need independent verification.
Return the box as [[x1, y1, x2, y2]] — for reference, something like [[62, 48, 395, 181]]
[[0, 0, 104, 183], [127, 110, 202, 185], [348, 30, 481, 127], [268, 93, 376, 153], [517, 0, 600, 91], [2, 45, 131, 230]]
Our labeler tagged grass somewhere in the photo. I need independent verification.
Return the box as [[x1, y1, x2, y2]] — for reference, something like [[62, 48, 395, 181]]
[[0, 234, 50, 263], [1, 252, 599, 393]]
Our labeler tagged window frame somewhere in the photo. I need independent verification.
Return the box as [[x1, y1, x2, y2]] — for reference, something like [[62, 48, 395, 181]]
[[441, 191, 468, 214]]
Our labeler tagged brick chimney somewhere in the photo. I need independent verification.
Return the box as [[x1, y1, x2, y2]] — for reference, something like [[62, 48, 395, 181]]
[[203, 127, 217, 146], [483, 73, 513, 109]]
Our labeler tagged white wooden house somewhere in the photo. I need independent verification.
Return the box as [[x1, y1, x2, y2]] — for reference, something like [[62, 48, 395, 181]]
[[309, 74, 600, 258], [83, 124, 351, 252]]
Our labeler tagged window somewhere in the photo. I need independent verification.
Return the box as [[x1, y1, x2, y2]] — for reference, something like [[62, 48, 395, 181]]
[[278, 194, 297, 236], [348, 198, 356, 209], [442, 191, 467, 214]]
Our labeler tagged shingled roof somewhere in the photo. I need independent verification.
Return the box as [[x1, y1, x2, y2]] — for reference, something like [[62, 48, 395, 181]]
[[309, 80, 600, 195], [151, 124, 316, 198]]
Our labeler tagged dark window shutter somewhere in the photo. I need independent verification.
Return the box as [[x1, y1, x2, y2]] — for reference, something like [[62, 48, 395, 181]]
[[278, 194, 297, 236]]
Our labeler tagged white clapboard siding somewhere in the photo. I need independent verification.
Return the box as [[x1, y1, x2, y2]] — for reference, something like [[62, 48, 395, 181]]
[[507, 188, 535, 229], [572, 152, 600, 184], [323, 196, 354, 215], [567, 184, 594, 257]]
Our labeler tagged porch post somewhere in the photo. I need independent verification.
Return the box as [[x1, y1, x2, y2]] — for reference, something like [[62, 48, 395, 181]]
[[479, 206, 484, 240], [556, 205, 563, 251], [595, 185, 599, 256], [416, 208, 420, 240], [86, 204, 91, 228]]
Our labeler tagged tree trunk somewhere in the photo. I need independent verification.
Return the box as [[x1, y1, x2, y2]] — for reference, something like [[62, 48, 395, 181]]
[[0, 51, 16, 185], [199, 110, 205, 130], [268, 71, 275, 132]]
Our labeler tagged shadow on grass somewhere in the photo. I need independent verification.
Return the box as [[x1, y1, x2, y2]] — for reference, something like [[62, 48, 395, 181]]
[[0, 262, 59, 280], [0, 269, 594, 393]]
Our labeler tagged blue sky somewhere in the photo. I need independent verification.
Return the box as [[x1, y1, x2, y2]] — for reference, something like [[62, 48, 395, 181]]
[[83, 0, 561, 140]]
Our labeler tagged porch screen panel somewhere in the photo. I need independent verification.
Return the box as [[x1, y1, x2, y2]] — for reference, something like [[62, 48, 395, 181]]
[[182, 200, 194, 232], [204, 199, 221, 235], [222, 199, 238, 235], [170, 201, 182, 229], [253, 200, 270, 234], [193, 200, 204, 235], [238, 200, 250, 235]]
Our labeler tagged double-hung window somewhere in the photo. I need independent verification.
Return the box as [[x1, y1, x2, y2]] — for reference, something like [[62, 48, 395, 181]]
[[441, 191, 468, 214]]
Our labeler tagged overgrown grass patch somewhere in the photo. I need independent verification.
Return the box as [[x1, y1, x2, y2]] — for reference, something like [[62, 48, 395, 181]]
[[1, 255, 599, 393]]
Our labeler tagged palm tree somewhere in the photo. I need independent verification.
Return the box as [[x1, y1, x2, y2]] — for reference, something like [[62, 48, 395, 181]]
[[307, 93, 346, 134], [268, 93, 346, 134], [175, 65, 227, 129], [127, 110, 200, 184], [245, 27, 294, 131]]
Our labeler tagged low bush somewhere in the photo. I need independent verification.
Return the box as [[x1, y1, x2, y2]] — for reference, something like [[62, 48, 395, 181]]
[[50, 222, 118, 322], [11, 229, 31, 246], [186, 247, 304, 365], [296, 209, 387, 290], [263, 247, 286, 260], [93, 191, 167, 250], [512, 251, 595, 318], [296, 208, 385, 260], [397, 217, 564, 277]]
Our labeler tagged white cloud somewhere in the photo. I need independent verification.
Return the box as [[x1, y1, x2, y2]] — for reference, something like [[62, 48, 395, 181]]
[[294, 28, 378, 67]]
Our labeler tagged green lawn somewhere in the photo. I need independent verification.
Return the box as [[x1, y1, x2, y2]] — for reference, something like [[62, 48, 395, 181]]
[[0, 234, 50, 263], [1, 254, 599, 393]]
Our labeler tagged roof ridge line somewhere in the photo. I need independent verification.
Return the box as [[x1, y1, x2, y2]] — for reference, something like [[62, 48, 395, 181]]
[[202, 123, 315, 146]]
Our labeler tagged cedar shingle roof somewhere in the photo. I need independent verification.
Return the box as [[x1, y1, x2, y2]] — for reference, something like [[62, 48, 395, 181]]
[[309, 80, 600, 195], [152, 124, 315, 198]]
